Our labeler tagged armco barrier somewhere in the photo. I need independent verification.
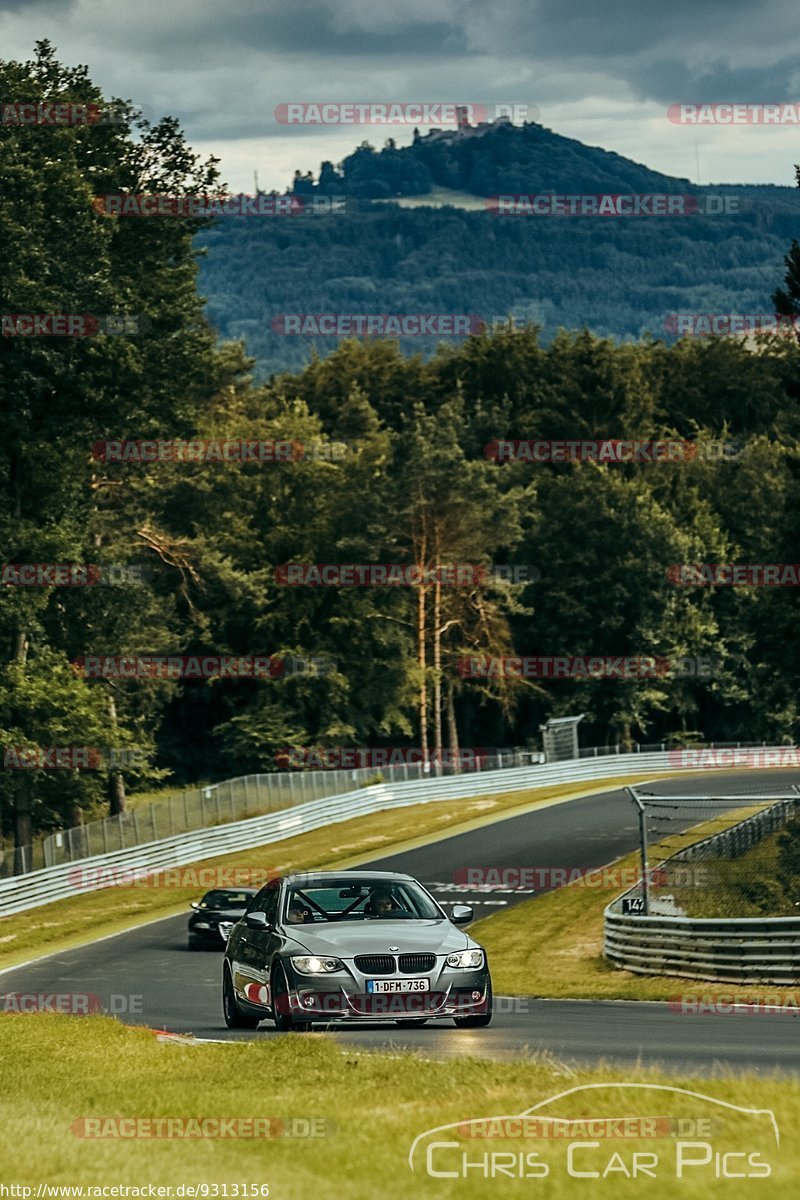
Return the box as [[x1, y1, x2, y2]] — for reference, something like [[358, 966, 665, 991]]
[[604, 912, 800, 985], [0, 746, 791, 919], [605, 797, 800, 984], [21, 750, 544, 875]]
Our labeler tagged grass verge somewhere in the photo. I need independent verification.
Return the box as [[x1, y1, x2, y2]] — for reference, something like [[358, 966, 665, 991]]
[[0, 1015, 795, 1197], [676, 824, 799, 917], [0, 775, 653, 973]]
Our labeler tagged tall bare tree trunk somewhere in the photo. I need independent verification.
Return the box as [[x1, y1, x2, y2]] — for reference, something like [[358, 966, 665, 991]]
[[417, 581, 428, 768], [12, 625, 28, 665], [432, 576, 443, 774], [10, 449, 31, 868], [446, 679, 460, 774], [107, 692, 126, 815], [13, 775, 32, 874]]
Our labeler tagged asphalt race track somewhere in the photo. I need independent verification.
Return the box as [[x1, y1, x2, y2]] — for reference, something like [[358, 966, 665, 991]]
[[2, 771, 799, 1075]]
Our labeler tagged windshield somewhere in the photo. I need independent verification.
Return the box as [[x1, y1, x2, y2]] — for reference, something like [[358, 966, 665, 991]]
[[200, 890, 254, 909], [283, 878, 442, 923]]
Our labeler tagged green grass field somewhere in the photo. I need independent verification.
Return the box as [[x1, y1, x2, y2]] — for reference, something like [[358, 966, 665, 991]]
[[0, 1015, 795, 1198], [674, 826, 797, 918]]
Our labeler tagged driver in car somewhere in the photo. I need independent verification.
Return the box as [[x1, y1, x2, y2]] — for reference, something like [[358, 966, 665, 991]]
[[366, 889, 396, 917]]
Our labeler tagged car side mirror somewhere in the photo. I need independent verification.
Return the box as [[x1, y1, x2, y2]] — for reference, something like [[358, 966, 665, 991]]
[[190, 901, 200, 910], [451, 904, 474, 926], [245, 910, 269, 930]]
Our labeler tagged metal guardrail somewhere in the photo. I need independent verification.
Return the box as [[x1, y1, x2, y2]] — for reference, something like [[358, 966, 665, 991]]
[[0, 747, 713, 918], [6, 739, 776, 876], [605, 798, 800, 984], [6, 750, 545, 877], [604, 914, 800, 985]]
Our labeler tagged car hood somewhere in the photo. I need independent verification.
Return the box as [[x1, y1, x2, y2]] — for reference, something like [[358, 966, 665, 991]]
[[285, 919, 473, 956], [196, 907, 247, 918]]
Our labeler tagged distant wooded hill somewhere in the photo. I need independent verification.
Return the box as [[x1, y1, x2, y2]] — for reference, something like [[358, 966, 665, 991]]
[[196, 120, 800, 375]]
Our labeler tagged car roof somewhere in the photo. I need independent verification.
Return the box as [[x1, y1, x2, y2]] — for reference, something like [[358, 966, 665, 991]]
[[202, 886, 258, 895], [281, 870, 414, 885]]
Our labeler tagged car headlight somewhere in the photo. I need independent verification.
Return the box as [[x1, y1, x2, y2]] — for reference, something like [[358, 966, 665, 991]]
[[445, 949, 484, 969], [290, 956, 344, 974], [194, 922, 211, 930]]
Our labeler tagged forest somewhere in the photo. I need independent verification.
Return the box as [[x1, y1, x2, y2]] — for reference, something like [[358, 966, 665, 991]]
[[4, 45, 800, 860]]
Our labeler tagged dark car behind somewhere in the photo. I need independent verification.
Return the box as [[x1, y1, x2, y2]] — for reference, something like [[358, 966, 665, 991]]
[[188, 888, 258, 949]]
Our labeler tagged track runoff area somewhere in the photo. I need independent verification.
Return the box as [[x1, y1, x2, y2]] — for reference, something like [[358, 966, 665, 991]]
[[1, 769, 799, 1068]]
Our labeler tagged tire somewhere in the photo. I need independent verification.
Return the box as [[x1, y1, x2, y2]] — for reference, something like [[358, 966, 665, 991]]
[[222, 965, 261, 1030], [271, 963, 311, 1033], [395, 1019, 428, 1027], [453, 979, 493, 1028]]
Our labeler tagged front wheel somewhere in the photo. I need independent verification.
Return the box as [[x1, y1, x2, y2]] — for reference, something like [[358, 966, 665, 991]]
[[271, 963, 311, 1033], [453, 980, 493, 1028], [222, 966, 261, 1030]]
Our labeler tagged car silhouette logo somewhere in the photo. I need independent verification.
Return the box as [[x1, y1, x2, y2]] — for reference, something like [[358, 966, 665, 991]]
[[389, 945, 400, 951]]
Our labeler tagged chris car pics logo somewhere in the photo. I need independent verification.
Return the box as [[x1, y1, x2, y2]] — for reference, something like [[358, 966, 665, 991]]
[[408, 1083, 779, 1181]]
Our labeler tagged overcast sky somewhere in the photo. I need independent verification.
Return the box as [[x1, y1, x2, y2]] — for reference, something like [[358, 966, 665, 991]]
[[3, 0, 800, 192]]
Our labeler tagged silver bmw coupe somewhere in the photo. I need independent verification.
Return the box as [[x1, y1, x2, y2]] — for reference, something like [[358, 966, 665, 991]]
[[222, 870, 492, 1031]]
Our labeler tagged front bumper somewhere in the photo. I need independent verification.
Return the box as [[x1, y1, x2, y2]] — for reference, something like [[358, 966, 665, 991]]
[[280, 961, 491, 1022], [188, 920, 227, 943]]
